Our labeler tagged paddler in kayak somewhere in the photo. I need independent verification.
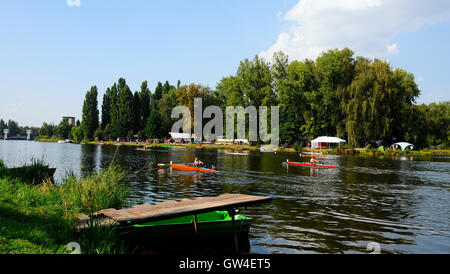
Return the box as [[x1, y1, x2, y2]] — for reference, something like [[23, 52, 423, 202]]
[[193, 157, 204, 167], [310, 158, 320, 165]]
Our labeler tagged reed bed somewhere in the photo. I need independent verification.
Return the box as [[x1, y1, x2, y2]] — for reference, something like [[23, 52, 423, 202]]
[[0, 159, 131, 254]]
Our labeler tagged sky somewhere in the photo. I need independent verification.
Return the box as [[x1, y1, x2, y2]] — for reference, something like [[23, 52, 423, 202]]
[[0, 0, 449, 127]]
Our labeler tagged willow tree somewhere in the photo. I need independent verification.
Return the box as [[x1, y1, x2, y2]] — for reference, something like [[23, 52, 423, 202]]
[[344, 58, 419, 146]]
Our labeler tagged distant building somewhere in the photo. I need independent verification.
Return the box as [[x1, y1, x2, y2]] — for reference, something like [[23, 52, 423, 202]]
[[63, 116, 76, 126]]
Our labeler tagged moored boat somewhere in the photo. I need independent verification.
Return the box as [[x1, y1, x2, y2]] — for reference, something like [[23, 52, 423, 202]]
[[225, 151, 249, 156], [136, 147, 152, 151], [118, 211, 251, 243]]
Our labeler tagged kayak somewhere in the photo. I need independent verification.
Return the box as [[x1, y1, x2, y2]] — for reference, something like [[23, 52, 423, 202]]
[[285, 161, 337, 168], [226, 151, 249, 156], [118, 210, 251, 246], [170, 163, 219, 173], [137, 147, 152, 151]]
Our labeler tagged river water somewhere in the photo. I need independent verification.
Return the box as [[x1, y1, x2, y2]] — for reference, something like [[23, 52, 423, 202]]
[[0, 140, 449, 254]]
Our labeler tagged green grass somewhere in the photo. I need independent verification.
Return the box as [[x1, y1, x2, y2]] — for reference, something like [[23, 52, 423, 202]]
[[359, 148, 450, 157], [34, 136, 60, 142], [0, 163, 131, 254]]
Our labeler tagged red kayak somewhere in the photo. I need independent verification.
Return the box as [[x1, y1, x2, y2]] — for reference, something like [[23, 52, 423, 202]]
[[285, 161, 337, 168], [170, 164, 219, 173]]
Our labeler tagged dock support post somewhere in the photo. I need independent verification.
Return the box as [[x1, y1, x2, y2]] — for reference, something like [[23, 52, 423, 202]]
[[193, 214, 199, 234]]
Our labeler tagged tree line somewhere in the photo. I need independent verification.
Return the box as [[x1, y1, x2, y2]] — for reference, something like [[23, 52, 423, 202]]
[[0, 119, 39, 137], [64, 48, 450, 148]]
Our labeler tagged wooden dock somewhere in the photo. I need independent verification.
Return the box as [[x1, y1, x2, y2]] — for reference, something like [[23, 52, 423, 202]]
[[78, 194, 271, 228]]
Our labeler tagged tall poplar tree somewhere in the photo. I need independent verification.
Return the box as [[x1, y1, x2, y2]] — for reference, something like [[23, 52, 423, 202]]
[[81, 86, 99, 140], [118, 81, 133, 137], [101, 87, 112, 129], [153, 81, 163, 106], [132, 91, 141, 134], [110, 83, 121, 140], [139, 81, 151, 131]]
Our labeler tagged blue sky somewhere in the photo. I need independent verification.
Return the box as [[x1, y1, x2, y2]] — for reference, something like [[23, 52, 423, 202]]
[[0, 0, 449, 127]]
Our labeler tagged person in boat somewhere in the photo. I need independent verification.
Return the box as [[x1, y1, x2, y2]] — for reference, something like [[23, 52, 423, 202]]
[[310, 158, 320, 164], [193, 157, 204, 167]]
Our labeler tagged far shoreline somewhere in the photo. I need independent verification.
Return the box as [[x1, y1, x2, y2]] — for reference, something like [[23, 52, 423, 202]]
[[25, 138, 450, 157]]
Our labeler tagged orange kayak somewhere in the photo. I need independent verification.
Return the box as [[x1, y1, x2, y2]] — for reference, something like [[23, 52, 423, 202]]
[[286, 161, 336, 168], [170, 164, 219, 173]]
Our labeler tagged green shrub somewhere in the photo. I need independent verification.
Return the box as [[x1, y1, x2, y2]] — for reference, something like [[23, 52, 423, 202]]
[[293, 142, 302, 152]]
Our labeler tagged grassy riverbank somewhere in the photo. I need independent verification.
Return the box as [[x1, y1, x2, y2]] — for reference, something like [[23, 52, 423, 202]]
[[0, 160, 130, 254], [88, 141, 261, 151], [33, 136, 60, 143], [86, 140, 450, 156]]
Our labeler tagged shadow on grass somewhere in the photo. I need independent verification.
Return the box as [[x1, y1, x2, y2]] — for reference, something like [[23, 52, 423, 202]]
[[0, 204, 72, 254]]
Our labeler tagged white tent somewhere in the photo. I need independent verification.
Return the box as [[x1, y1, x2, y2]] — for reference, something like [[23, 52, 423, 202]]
[[169, 132, 197, 142], [390, 142, 415, 151], [311, 136, 346, 149], [215, 136, 249, 144]]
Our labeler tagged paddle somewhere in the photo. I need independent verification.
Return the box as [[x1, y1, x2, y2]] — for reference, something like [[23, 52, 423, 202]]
[[157, 162, 193, 168]]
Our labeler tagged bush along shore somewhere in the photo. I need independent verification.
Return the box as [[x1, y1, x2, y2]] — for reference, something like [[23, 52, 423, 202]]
[[0, 159, 131, 254]]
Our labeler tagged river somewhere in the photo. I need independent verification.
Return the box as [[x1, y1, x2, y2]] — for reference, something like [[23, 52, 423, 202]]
[[0, 140, 449, 254]]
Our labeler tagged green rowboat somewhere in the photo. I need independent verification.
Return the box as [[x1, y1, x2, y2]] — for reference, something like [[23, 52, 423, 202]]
[[118, 211, 251, 246]]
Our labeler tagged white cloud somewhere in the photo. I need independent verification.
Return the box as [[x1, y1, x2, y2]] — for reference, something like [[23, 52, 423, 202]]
[[66, 0, 81, 7], [261, 0, 450, 61], [387, 43, 399, 55]]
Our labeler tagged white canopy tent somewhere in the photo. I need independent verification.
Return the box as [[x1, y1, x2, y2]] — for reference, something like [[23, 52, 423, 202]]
[[311, 136, 346, 149], [169, 132, 197, 142], [390, 142, 415, 151], [215, 136, 249, 144]]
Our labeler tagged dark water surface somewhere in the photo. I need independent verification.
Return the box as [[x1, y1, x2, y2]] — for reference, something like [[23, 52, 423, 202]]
[[1, 140, 449, 254]]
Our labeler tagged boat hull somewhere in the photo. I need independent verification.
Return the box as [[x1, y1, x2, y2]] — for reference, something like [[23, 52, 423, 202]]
[[170, 164, 218, 173], [118, 211, 251, 248], [286, 161, 337, 168], [226, 152, 249, 156]]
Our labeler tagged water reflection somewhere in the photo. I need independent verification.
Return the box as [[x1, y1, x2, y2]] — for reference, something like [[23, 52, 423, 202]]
[[0, 140, 449, 253]]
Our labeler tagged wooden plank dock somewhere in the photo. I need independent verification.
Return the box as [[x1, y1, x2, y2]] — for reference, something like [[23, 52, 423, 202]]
[[83, 194, 271, 226]]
